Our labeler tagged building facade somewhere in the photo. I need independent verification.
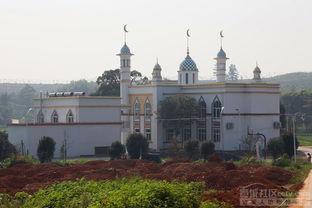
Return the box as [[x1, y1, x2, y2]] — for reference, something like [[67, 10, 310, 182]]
[[119, 40, 280, 152]]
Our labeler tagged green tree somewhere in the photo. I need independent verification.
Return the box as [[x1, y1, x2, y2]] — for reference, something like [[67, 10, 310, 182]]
[[0, 131, 16, 161], [126, 133, 149, 159], [37, 136, 56, 163], [0, 93, 13, 125], [200, 141, 215, 160], [95, 69, 120, 96], [109, 141, 126, 160], [267, 138, 285, 159], [158, 95, 199, 146], [227, 64, 239, 81], [282, 132, 299, 158], [94, 69, 149, 96], [184, 140, 199, 160]]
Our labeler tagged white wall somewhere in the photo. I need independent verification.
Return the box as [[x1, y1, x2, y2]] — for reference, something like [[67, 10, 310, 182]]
[[8, 123, 121, 158]]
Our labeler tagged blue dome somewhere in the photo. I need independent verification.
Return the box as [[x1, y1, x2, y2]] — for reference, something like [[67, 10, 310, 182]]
[[120, 43, 132, 55], [179, 54, 198, 71], [217, 48, 227, 58]]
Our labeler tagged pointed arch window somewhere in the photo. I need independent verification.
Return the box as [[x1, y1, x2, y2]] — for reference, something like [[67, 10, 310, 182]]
[[134, 99, 141, 121], [144, 99, 152, 121], [199, 97, 206, 119], [193, 73, 195, 84], [37, 110, 44, 124], [212, 96, 222, 118], [51, 110, 59, 123], [66, 110, 74, 123]]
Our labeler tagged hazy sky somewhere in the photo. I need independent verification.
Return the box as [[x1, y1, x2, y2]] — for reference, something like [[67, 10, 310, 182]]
[[0, 0, 312, 83]]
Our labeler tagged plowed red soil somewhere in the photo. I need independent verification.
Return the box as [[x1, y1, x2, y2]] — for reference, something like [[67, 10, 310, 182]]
[[0, 160, 294, 208]]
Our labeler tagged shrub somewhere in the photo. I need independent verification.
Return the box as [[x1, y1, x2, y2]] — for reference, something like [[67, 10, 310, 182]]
[[109, 141, 125, 160], [37, 136, 56, 163], [200, 141, 215, 160], [22, 179, 205, 208], [0, 131, 16, 161], [272, 154, 291, 167], [282, 132, 299, 158], [126, 133, 149, 159], [184, 140, 199, 160], [267, 138, 284, 159]]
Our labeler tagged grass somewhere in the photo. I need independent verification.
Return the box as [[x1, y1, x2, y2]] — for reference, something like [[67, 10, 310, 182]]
[[298, 134, 312, 146]]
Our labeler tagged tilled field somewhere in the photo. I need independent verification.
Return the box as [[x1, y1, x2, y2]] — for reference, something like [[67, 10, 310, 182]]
[[0, 160, 296, 207]]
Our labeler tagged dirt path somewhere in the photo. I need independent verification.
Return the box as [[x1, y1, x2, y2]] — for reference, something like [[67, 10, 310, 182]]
[[289, 146, 312, 208]]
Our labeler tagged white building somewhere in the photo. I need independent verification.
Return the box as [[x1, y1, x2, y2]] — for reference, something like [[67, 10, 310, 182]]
[[8, 95, 122, 157], [118, 37, 280, 152], [8, 31, 281, 157]]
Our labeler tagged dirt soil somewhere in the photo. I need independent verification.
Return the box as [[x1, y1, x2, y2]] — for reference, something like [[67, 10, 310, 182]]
[[0, 160, 295, 208]]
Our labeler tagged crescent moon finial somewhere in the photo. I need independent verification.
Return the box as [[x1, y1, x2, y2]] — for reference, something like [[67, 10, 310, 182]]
[[124, 24, 128, 33], [220, 30, 224, 38], [187, 29, 190, 37]]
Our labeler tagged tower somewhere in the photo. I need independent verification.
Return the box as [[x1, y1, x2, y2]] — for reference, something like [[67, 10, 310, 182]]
[[214, 48, 228, 82], [178, 29, 198, 85], [214, 31, 229, 82], [152, 59, 162, 82], [117, 25, 133, 144], [117, 43, 133, 106]]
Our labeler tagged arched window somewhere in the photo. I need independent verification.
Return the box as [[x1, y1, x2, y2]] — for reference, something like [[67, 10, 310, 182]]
[[37, 110, 44, 124], [180, 74, 182, 84], [66, 110, 74, 123], [199, 97, 206, 119], [185, 73, 189, 84], [51, 110, 58, 123], [193, 73, 195, 84], [144, 99, 152, 121], [134, 99, 141, 121], [212, 96, 222, 118]]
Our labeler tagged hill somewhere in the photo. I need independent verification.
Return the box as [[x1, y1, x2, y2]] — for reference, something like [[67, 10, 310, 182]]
[[265, 72, 312, 93]]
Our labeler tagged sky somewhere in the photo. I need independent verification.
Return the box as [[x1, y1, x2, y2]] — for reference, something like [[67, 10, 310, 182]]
[[0, 0, 312, 83]]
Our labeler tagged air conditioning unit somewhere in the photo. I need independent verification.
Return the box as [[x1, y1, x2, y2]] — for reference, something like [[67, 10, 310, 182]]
[[226, 122, 234, 129], [273, 122, 281, 129]]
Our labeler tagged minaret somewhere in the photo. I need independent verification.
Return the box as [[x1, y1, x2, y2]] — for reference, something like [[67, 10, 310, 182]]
[[253, 63, 262, 81], [152, 58, 162, 83], [117, 25, 133, 144], [214, 31, 229, 82]]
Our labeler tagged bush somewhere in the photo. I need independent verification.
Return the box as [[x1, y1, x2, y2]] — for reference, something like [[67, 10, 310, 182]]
[[267, 138, 285, 159], [184, 140, 199, 160], [0, 131, 16, 161], [282, 132, 299, 158], [37, 136, 56, 163], [272, 154, 291, 167], [200, 141, 215, 160], [109, 141, 125, 160], [22, 179, 205, 208], [126, 133, 149, 159]]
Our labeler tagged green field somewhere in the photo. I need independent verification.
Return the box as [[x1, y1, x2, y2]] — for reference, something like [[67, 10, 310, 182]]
[[298, 134, 312, 146]]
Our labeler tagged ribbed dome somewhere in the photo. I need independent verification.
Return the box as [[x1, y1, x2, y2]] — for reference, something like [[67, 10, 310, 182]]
[[179, 54, 198, 71], [120, 43, 132, 55], [217, 48, 227, 59]]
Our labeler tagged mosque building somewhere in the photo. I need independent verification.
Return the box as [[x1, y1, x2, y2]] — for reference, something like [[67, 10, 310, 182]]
[[8, 29, 280, 157]]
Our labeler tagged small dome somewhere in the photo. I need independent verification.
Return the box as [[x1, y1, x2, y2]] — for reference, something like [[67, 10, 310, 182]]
[[179, 55, 198, 71], [217, 48, 227, 59], [153, 62, 162, 71], [254, 65, 261, 73], [120, 43, 132, 55]]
